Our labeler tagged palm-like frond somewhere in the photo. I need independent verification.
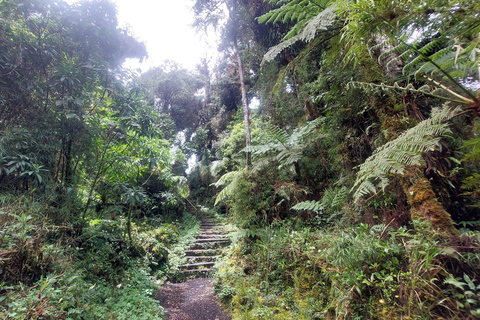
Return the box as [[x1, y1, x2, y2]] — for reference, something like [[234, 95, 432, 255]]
[[258, 0, 331, 27], [292, 186, 349, 225], [291, 200, 326, 213], [352, 105, 463, 201], [212, 170, 242, 206], [244, 117, 325, 171], [262, 5, 337, 64]]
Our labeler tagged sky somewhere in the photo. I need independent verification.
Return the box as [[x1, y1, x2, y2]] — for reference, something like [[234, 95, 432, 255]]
[[119, 0, 217, 71], [69, 0, 218, 71]]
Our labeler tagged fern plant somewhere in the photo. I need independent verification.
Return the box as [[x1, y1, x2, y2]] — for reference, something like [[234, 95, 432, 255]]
[[212, 170, 243, 206], [244, 116, 325, 172], [260, 3, 338, 64], [352, 105, 463, 201], [460, 120, 480, 207], [292, 186, 349, 226], [213, 118, 324, 206]]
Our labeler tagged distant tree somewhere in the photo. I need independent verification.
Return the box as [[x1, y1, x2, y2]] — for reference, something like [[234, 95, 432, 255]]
[[193, 0, 255, 170], [138, 61, 204, 137]]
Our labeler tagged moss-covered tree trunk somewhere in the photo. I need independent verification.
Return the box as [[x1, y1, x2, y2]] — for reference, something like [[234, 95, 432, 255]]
[[401, 166, 458, 236]]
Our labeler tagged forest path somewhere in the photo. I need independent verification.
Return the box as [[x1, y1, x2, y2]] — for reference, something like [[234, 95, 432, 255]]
[[157, 212, 232, 320], [157, 278, 230, 320]]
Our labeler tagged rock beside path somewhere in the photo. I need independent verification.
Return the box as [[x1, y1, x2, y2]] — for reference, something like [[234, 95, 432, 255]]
[[157, 278, 231, 320]]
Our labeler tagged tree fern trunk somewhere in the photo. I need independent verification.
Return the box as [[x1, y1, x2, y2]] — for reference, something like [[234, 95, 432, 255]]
[[401, 166, 458, 236]]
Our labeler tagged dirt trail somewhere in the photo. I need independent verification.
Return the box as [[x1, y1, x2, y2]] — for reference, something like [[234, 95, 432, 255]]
[[157, 213, 232, 319], [157, 278, 230, 320]]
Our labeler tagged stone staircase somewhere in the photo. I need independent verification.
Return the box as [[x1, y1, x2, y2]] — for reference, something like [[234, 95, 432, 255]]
[[175, 213, 231, 279]]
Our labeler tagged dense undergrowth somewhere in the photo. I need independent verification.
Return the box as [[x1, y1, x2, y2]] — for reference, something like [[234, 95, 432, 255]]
[[0, 195, 200, 319], [214, 222, 480, 319]]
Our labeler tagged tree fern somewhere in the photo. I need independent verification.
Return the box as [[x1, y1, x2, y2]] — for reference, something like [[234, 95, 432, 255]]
[[292, 186, 349, 226], [212, 170, 242, 206], [261, 4, 337, 63], [291, 200, 326, 213], [243, 117, 325, 171], [258, 0, 331, 28], [352, 105, 463, 201]]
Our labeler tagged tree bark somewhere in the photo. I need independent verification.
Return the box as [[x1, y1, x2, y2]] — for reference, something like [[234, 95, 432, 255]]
[[233, 39, 252, 170], [401, 166, 458, 236]]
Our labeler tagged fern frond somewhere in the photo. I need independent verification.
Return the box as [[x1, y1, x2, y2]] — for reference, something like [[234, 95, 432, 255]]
[[352, 105, 463, 201], [347, 81, 470, 105], [210, 159, 227, 176], [291, 186, 349, 221], [262, 35, 302, 64], [291, 200, 326, 213], [288, 116, 324, 144], [262, 5, 337, 64], [265, 122, 290, 144], [277, 144, 304, 168], [212, 170, 242, 206], [214, 182, 235, 206], [212, 170, 242, 187]]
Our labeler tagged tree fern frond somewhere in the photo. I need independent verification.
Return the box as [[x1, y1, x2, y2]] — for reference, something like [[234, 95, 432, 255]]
[[210, 159, 228, 176], [265, 122, 290, 144], [277, 144, 304, 168], [212, 170, 242, 206], [214, 182, 235, 206], [415, 37, 442, 56], [291, 186, 349, 224], [288, 116, 325, 145], [291, 200, 326, 213], [352, 105, 463, 201], [262, 35, 302, 64], [212, 170, 242, 187], [262, 5, 337, 64], [347, 81, 470, 105]]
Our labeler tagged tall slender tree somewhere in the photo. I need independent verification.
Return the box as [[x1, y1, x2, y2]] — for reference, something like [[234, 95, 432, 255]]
[[193, 0, 252, 169]]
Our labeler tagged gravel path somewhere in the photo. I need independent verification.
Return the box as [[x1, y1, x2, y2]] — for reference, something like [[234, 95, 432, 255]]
[[157, 278, 231, 320]]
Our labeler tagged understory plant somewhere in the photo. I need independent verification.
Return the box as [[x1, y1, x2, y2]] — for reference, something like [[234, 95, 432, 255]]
[[0, 196, 200, 319], [214, 221, 480, 319]]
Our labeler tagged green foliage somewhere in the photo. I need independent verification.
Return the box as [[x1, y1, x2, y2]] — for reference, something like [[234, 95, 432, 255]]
[[245, 116, 325, 171], [292, 186, 349, 227], [213, 170, 243, 206], [260, 4, 337, 63], [352, 105, 462, 201], [0, 206, 202, 319], [444, 273, 480, 317], [215, 223, 480, 319]]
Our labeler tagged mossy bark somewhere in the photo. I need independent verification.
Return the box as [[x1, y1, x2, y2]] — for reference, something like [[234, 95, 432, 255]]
[[401, 166, 458, 236]]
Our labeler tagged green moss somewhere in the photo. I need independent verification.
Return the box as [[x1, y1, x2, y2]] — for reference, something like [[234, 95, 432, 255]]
[[401, 166, 459, 236]]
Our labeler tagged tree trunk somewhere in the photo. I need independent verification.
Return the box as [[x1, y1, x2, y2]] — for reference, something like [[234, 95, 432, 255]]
[[233, 39, 252, 170], [401, 166, 458, 236]]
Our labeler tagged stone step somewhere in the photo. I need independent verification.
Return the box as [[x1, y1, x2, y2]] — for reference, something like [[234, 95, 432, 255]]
[[186, 255, 219, 262], [197, 234, 229, 239], [199, 227, 229, 233], [185, 249, 223, 256], [190, 241, 230, 250], [179, 262, 215, 270], [195, 238, 231, 243], [177, 268, 214, 278]]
